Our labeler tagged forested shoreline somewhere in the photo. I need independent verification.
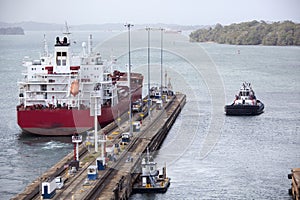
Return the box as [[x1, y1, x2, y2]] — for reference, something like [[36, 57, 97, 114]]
[[190, 20, 300, 46]]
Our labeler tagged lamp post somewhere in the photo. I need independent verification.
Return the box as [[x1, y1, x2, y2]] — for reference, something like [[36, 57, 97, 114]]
[[160, 28, 164, 104], [146, 27, 151, 119], [124, 23, 134, 135], [90, 91, 101, 152]]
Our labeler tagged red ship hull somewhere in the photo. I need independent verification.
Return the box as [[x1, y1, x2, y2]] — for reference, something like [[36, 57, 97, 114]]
[[17, 87, 142, 136]]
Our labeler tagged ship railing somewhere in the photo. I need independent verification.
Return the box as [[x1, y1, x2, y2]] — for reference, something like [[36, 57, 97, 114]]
[[25, 90, 67, 93], [91, 90, 102, 96], [102, 86, 114, 92], [81, 78, 91, 83], [102, 96, 111, 100], [17, 80, 28, 85], [24, 97, 69, 101], [20, 97, 90, 108], [33, 78, 48, 83], [100, 79, 112, 85]]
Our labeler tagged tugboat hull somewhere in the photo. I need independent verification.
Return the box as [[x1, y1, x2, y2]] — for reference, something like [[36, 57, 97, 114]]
[[225, 101, 264, 116], [132, 178, 171, 194]]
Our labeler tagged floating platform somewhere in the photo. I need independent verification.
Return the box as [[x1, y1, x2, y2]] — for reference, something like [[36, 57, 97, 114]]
[[132, 147, 171, 194], [132, 177, 171, 193]]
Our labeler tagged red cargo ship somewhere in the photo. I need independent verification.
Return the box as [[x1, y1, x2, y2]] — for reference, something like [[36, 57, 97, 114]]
[[17, 33, 143, 136]]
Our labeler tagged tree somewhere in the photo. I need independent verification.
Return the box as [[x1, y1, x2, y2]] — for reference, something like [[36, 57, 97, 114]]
[[189, 20, 300, 46]]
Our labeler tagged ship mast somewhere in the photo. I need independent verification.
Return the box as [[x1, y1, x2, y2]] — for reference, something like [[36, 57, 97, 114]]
[[43, 34, 49, 57], [63, 21, 71, 36], [62, 21, 72, 45]]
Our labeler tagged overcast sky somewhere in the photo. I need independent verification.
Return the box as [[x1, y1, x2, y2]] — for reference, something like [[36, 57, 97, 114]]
[[0, 0, 299, 25]]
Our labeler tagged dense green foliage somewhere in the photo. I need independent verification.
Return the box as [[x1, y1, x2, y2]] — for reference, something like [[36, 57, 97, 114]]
[[190, 20, 300, 46]]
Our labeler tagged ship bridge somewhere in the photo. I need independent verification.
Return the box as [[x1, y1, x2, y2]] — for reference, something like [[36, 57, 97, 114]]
[[53, 36, 72, 74]]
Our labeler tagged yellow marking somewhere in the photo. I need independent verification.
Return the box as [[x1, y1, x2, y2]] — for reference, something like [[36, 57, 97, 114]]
[[107, 136, 113, 140]]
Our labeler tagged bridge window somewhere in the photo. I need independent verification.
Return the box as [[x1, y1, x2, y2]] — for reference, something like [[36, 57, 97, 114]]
[[41, 85, 47, 91], [56, 52, 67, 66]]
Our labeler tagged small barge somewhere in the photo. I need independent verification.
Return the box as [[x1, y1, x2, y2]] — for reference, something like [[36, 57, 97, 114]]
[[132, 148, 170, 193], [225, 82, 264, 116]]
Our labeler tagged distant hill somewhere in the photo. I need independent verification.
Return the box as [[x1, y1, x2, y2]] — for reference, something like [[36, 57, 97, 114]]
[[0, 21, 62, 31], [0, 21, 204, 31], [0, 27, 24, 35], [190, 20, 300, 46]]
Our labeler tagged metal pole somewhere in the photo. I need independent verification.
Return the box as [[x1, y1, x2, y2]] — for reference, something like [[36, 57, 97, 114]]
[[125, 23, 134, 135], [101, 134, 104, 158], [160, 28, 164, 103], [94, 97, 98, 152], [76, 142, 79, 161], [146, 27, 151, 119]]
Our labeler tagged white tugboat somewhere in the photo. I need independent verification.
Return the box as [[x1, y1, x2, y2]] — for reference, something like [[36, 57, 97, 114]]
[[225, 82, 264, 115]]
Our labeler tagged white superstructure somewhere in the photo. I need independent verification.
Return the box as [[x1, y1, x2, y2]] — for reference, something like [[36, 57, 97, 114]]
[[18, 34, 118, 110]]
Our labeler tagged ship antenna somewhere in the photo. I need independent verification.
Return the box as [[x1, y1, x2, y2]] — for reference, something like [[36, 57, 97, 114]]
[[63, 21, 71, 36], [43, 34, 49, 57], [62, 21, 73, 45]]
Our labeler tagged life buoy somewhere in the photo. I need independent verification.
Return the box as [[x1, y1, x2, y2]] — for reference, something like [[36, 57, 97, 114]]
[[70, 80, 79, 96]]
